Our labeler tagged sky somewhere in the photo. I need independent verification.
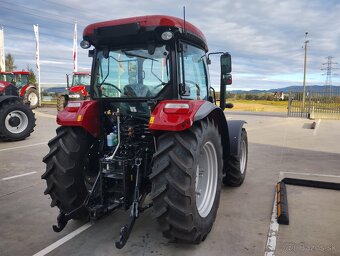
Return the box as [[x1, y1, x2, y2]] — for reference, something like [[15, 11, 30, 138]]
[[1, 0, 340, 90]]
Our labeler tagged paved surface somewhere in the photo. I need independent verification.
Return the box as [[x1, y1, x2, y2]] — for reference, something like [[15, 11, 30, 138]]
[[0, 108, 339, 256]]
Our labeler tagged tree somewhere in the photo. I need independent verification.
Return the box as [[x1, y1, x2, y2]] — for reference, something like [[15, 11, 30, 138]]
[[26, 65, 37, 84], [5, 53, 17, 71]]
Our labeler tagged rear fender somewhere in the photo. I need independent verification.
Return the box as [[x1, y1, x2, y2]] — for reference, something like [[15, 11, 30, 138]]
[[56, 100, 100, 138], [0, 95, 21, 104], [227, 120, 246, 156], [149, 100, 207, 131], [19, 84, 36, 97]]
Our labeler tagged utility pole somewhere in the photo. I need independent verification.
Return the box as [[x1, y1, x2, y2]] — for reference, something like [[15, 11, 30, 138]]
[[302, 32, 309, 110], [0, 27, 5, 72], [321, 56, 339, 96]]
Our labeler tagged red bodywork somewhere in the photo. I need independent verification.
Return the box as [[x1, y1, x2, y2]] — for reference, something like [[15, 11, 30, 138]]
[[0, 81, 10, 93], [149, 100, 205, 131], [57, 99, 205, 137], [83, 15, 206, 44], [57, 100, 100, 138], [69, 85, 89, 97]]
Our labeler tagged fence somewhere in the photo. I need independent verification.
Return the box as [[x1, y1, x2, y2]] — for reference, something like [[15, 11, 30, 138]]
[[287, 87, 340, 119]]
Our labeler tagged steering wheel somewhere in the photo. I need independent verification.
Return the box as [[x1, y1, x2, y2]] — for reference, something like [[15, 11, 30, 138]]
[[100, 82, 122, 97], [101, 82, 122, 93]]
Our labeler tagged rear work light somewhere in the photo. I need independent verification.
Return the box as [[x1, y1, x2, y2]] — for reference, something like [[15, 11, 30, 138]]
[[65, 101, 82, 112], [80, 40, 91, 49], [164, 103, 190, 114], [67, 102, 82, 108], [161, 31, 174, 41]]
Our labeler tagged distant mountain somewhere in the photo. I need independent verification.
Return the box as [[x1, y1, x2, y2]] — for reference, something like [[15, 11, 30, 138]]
[[229, 85, 340, 94]]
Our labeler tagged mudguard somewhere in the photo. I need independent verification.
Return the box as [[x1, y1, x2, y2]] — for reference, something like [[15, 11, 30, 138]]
[[149, 100, 219, 131], [0, 95, 22, 104], [149, 99, 246, 160], [56, 100, 100, 138], [20, 84, 36, 97], [227, 120, 246, 156]]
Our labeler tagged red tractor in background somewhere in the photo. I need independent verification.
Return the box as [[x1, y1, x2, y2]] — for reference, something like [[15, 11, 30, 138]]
[[42, 15, 248, 249], [0, 71, 39, 109], [56, 71, 91, 111]]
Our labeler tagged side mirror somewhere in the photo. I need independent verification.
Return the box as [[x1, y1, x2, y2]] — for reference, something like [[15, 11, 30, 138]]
[[220, 53, 232, 111], [220, 53, 232, 74]]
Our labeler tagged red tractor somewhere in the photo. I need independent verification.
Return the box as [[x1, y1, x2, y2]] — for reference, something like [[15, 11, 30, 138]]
[[0, 71, 39, 109], [42, 15, 248, 249], [56, 71, 91, 111]]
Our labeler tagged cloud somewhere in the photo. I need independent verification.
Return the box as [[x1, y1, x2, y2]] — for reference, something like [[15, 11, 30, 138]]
[[1, 0, 340, 89]]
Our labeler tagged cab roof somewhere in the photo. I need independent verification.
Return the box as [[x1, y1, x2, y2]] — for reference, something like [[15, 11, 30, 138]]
[[73, 72, 90, 75], [83, 15, 208, 51], [12, 71, 30, 75]]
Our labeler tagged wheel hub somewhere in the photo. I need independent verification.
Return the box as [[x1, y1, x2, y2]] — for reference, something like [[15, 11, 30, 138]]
[[195, 141, 218, 218], [8, 116, 20, 127], [5, 110, 29, 134]]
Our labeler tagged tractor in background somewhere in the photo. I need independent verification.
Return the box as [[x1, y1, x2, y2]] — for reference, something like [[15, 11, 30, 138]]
[[42, 15, 248, 249], [56, 71, 91, 111], [0, 78, 36, 141], [0, 71, 39, 109]]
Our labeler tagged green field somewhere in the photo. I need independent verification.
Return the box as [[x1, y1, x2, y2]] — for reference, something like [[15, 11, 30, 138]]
[[225, 100, 288, 112]]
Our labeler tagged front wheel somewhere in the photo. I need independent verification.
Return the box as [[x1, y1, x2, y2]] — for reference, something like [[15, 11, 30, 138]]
[[25, 88, 39, 109], [150, 117, 223, 243]]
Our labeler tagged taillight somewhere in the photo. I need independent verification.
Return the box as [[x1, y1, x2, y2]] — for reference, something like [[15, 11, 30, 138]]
[[65, 101, 82, 112], [163, 103, 190, 114]]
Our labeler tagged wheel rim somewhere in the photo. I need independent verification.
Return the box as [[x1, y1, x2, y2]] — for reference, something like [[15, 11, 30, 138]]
[[5, 110, 29, 134], [240, 139, 247, 174], [28, 92, 38, 106], [195, 141, 218, 218]]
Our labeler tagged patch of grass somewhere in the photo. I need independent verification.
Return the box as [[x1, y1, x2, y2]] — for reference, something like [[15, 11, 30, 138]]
[[225, 100, 288, 112]]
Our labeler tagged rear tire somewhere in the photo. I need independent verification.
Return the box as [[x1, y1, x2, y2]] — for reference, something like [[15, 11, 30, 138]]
[[0, 98, 36, 141], [42, 127, 95, 219], [150, 117, 223, 243], [223, 128, 248, 186]]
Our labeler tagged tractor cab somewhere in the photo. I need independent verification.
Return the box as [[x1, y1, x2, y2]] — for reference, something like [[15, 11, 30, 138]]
[[0, 72, 18, 96], [0, 72, 15, 83], [67, 71, 91, 97], [0, 71, 39, 108], [81, 15, 231, 116], [12, 71, 30, 89]]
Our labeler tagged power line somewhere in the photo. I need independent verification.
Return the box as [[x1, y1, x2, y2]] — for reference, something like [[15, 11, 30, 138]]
[[0, 1, 84, 26], [321, 56, 339, 95]]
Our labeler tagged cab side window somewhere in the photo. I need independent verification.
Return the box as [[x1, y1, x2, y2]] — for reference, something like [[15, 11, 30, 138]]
[[179, 43, 208, 100]]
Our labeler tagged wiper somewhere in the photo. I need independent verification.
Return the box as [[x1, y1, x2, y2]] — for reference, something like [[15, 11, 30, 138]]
[[122, 51, 158, 62]]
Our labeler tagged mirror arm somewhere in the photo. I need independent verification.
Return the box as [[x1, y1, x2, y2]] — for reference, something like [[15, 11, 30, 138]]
[[207, 51, 226, 65]]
